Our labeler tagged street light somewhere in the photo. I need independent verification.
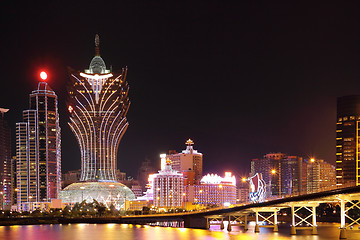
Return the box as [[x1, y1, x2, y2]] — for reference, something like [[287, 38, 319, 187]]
[[271, 169, 280, 197], [310, 158, 315, 193]]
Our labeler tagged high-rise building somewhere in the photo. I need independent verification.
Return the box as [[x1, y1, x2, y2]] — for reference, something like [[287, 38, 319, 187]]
[[0, 108, 11, 209], [167, 139, 203, 184], [10, 156, 17, 206], [305, 159, 336, 193], [281, 156, 303, 195], [336, 95, 360, 187], [153, 159, 184, 209], [67, 34, 130, 182], [60, 35, 135, 208], [251, 153, 304, 197], [251, 153, 286, 196], [16, 82, 61, 209], [137, 158, 155, 191]]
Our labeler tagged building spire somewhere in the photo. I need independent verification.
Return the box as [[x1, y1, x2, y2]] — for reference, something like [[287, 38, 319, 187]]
[[95, 34, 100, 56]]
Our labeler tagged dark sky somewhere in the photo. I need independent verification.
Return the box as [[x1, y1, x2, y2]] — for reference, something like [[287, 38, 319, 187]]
[[2, 1, 360, 179]]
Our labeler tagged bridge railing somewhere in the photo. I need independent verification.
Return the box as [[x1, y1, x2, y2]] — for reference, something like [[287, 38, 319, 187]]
[[238, 182, 357, 204]]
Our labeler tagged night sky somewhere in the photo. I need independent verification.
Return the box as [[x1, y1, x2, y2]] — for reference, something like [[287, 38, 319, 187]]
[[2, 2, 360, 179]]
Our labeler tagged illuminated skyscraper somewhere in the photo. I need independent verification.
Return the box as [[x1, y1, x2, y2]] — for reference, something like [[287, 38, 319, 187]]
[[336, 95, 360, 187], [304, 159, 336, 193], [67, 34, 130, 181], [0, 108, 11, 209], [251, 153, 303, 196], [16, 82, 61, 208], [167, 139, 203, 184], [60, 35, 134, 208]]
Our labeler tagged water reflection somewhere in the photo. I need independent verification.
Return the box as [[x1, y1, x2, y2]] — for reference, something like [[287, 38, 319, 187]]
[[0, 222, 360, 240]]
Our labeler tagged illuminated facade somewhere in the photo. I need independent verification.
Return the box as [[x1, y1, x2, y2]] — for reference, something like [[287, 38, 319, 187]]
[[304, 159, 336, 193], [187, 172, 236, 206], [251, 153, 303, 196], [0, 108, 11, 209], [167, 139, 203, 184], [16, 82, 61, 207], [60, 182, 134, 209], [60, 35, 134, 207], [153, 160, 184, 209], [336, 95, 360, 186], [67, 35, 130, 181]]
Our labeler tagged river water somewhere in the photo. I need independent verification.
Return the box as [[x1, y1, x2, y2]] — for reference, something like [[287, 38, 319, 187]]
[[1, 222, 360, 240]]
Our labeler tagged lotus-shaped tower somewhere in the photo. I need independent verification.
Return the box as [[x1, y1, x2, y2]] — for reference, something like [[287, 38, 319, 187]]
[[67, 35, 130, 181], [60, 35, 134, 208]]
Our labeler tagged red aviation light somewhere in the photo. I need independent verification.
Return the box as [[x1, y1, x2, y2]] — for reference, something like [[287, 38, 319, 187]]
[[40, 71, 48, 81]]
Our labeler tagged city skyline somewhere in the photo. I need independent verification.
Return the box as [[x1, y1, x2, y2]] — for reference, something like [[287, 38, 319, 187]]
[[4, 2, 360, 177]]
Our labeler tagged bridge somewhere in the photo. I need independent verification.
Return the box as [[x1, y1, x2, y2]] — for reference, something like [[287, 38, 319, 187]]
[[120, 185, 360, 239]]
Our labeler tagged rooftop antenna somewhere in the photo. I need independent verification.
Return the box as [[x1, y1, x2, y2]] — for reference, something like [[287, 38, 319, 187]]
[[95, 34, 100, 56]]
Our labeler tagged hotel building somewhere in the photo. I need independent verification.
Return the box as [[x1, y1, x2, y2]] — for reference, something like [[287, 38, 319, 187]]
[[166, 139, 203, 184], [336, 95, 360, 186], [0, 108, 11, 209], [186, 172, 237, 206], [153, 159, 184, 209], [16, 82, 61, 209], [60, 35, 135, 208]]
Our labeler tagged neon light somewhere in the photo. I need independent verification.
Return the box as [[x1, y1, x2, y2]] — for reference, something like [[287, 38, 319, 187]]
[[249, 173, 266, 203], [79, 72, 113, 79]]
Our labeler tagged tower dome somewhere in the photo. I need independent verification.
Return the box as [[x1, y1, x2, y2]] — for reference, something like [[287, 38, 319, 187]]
[[89, 56, 107, 74]]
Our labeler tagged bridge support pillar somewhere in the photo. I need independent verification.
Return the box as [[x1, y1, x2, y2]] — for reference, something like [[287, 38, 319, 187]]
[[312, 206, 317, 235], [340, 228, 347, 239], [227, 216, 232, 232], [244, 215, 248, 231], [291, 226, 296, 235], [339, 199, 347, 239], [205, 216, 226, 230], [291, 205, 296, 235], [273, 209, 278, 232], [224, 213, 249, 231], [337, 196, 360, 239], [289, 202, 318, 235], [255, 210, 259, 232], [251, 207, 281, 233]]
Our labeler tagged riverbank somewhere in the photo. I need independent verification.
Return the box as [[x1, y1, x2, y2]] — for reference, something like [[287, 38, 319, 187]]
[[0, 217, 124, 226]]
